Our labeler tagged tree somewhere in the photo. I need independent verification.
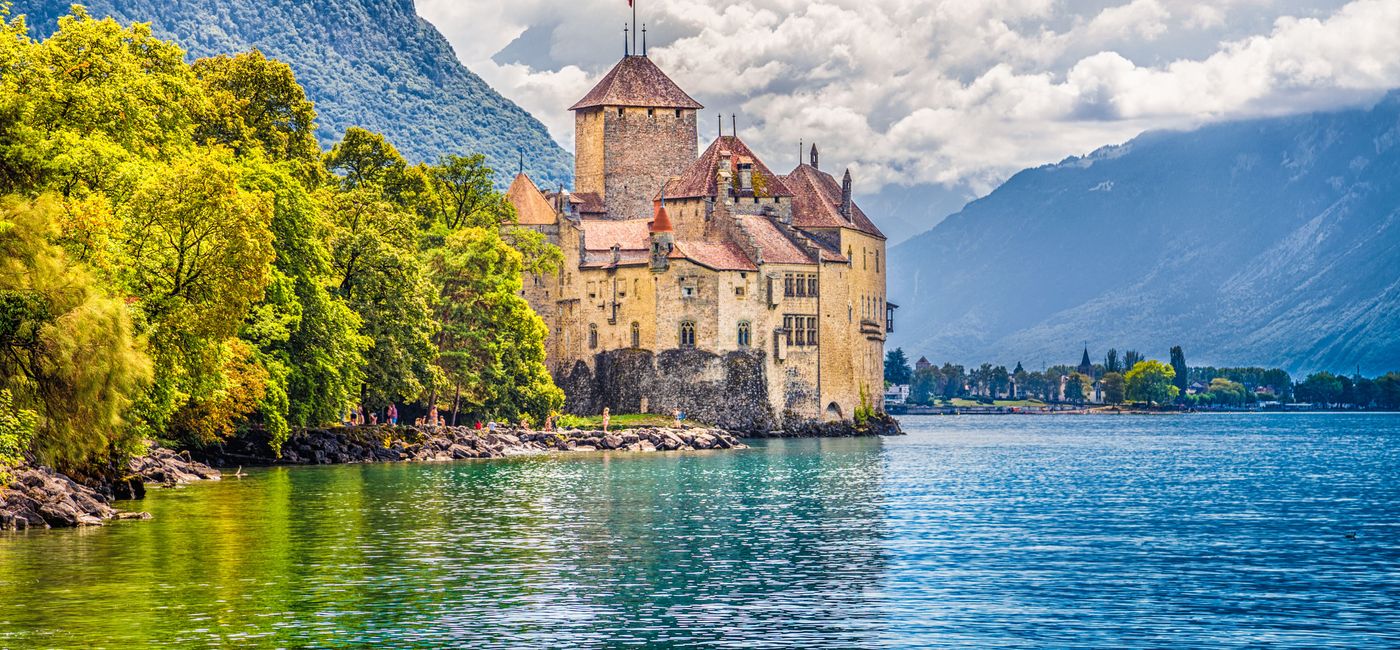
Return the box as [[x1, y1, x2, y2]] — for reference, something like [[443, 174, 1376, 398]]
[[1169, 346, 1189, 399], [423, 153, 513, 231], [1376, 373, 1400, 410], [1101, 372, 1126, 404], [1296, 372, 1343, 407], [427, 227, 562, 423], [0, 197, 151, 474], [885, 348, 912, 386], [1125, 360, 1179, 407], [1123, 350, 1143, 370], [1104, 349, 1120, 374], [1207, 378, 1246, 406], [1065, 372, 1091, 405], [192, 49, 320, 165]]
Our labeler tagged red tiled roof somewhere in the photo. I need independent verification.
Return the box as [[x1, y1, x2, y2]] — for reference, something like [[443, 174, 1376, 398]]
[[505, 173, 557, 226], [781, 164, 885, 239], [664, 136, 795, 200], [573, 192, 606, 215], [671, 241, 757, 272], [579, 218, 651, 251], [735, 216, 815, 265], [570, 56, 704, 111]]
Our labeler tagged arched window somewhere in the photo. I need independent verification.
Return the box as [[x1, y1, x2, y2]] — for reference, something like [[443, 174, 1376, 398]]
[[679, 321, 696, 348], [737, 321, 751, 348], [588, 324, 598, 349], [630, 322, 640, 348]]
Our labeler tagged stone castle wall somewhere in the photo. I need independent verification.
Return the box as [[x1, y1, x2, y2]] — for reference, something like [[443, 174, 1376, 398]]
[[593, 106, 697, 220], [559, 348, 777, 433]]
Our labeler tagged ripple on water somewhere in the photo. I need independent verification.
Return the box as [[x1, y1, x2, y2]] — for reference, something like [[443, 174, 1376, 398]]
[[1, 414, 1398, 647]]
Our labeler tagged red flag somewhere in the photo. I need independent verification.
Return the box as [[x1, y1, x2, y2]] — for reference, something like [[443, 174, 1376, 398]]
[[627, 0, 633, 5]]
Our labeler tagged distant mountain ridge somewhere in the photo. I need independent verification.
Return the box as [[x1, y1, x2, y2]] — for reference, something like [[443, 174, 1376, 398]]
[[889, 93, 1400, 376], [13, 0, 573, 187]]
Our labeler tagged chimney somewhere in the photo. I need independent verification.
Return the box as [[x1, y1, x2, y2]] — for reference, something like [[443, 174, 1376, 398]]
[[717, 150, 733, 204], [840, 169, 853, 220], [737, 162, 753, 193], [810, 143, 819, 170]]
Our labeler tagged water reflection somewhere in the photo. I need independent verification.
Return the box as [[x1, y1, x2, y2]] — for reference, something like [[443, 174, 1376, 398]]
[[0, 439, 889, 648]]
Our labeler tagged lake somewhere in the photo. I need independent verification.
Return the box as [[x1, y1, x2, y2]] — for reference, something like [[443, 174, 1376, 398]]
[[2, 414, 1399, 647]]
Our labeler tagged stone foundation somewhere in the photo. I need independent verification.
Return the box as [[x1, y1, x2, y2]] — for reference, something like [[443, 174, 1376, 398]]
[[559, 348, 776, 433]]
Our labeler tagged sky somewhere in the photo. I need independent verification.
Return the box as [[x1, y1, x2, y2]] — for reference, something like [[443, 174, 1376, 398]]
[[416, 0, 1400, 243]]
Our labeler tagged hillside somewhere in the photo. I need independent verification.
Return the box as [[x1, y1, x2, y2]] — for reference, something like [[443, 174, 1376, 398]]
[[13, 0, 573, 187], [889, 93, 1400, 376]]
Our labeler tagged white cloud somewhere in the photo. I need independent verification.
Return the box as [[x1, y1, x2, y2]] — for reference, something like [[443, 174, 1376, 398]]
[[417, 0, 1396, 197]]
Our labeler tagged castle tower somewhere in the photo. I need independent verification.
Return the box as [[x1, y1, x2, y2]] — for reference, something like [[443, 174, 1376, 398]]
[[570, 55, 703, 220]]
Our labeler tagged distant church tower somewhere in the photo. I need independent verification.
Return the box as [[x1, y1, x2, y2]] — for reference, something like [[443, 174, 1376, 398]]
[[570, 55, 703, 220]]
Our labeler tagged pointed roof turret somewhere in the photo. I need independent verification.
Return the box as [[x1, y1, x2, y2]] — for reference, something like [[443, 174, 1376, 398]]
[[650, 200, 673, 233], [505, 173, 557, 225], [570, 56, 704, 111]]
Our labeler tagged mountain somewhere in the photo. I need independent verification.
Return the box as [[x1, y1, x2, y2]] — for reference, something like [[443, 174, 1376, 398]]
[[889, 93, 1400, 376], [12, 0, 573, 187]]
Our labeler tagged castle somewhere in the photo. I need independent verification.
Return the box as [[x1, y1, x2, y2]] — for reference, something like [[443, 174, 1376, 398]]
[[507, 52, 892, 431]]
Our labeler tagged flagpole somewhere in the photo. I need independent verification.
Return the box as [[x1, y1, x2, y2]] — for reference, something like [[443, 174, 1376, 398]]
[[632, 0, 638, 55]]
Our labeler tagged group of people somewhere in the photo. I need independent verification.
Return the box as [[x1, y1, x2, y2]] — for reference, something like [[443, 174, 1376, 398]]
[[343, 403, 399, 427]]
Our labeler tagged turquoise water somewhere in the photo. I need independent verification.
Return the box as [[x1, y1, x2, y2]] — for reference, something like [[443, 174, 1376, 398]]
[[2, 414, 1399, 647]]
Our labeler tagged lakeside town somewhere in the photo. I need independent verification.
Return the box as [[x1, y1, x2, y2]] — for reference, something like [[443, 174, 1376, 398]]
[[882, 347, 1400, 414]]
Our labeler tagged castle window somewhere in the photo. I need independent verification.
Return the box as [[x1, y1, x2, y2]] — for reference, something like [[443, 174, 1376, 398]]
[[679, 321, 696, 348], [794, 319, 806, 346], [737, 321, 751, 348], [782, 316, 794, 346], [589, 324, 598, 349], [807, 317, 819, 345], [631, 322, 640, 348], [875, 251, 881, 273], [808, 275, 819, 297], [675, 109, 682, 118], [617, 107, 624, 117], [682, 285, 696, 299], [794, 275, 806, 297], [647, 108, 655, 118], [784, 273, 794, 297]]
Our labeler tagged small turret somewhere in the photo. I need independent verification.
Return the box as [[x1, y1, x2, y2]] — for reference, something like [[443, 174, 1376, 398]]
[[810, 143, 819, 170], [840, 168, 853, 220], [717, 149, 734, 204], [649, 200, 674, 272]]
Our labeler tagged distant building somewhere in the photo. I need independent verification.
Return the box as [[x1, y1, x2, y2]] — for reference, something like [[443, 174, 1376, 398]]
[[884, 384, 910, 405]]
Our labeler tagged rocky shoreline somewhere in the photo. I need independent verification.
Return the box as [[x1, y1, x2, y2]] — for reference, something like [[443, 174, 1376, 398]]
[[3, 416, 890, 531], [1, 447, 222, 531], [194, 424, 746, 467]]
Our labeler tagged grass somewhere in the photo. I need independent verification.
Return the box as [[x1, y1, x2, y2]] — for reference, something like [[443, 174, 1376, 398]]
[[555, 413, 687, 429]]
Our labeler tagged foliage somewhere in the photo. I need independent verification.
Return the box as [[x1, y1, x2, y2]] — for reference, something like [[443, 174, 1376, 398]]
[[1100, 372, 1126, 404], [0, 197, 151, 473], [1295, 372, 1344, 406], [1125, 360, 1179, 406], [0, 10, 567, 473], [427, 227, 561, 422], [1206, 378, 1247, 406], [1169, 346, 1189, 398], [0, 387, 37, 484], [854, 385, 875, 426], [884, 348, 912, 386], [1064, 372, 1091, 405]]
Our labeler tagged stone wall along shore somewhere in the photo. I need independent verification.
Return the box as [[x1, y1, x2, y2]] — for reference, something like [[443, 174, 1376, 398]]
[[197, 424, 746, 467]]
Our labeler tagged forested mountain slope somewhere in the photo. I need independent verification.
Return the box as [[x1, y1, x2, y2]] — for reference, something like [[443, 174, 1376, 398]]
[[889, 93, 1400, 376], [13, 0, 572, 186]]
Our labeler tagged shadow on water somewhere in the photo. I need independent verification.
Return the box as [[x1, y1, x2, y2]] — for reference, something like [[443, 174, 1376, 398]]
[[0, 439, 890, 648]]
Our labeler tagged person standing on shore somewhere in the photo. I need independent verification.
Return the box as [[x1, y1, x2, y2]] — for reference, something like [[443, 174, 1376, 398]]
[[428, 405, 439, 430], [601, 407, 611, 433], [387, 403, 398, 426]]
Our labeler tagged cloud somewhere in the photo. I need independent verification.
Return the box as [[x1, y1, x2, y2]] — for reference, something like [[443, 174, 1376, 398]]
[[418, 0, 1394, 198]]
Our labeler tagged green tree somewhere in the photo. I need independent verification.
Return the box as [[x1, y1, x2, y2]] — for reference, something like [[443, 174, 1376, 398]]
[[1125, 360, 1179, 407], [0, 197, 151, 474], [1376, 373, 1400, 410], [192, 49, 320, 165], [1101, 372, 1126, 404], [885, 348, 912, 386], [423, 153, 513, 231], [0, 388, 37, 485], [427, 227, 562, 423], [1296, 372, 1344, 407], [1169, 346, 1189, 399], [1104, 349, 1121, 374], [1207, 378, 1247, 406], [1064, 372, 1091, 405]]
